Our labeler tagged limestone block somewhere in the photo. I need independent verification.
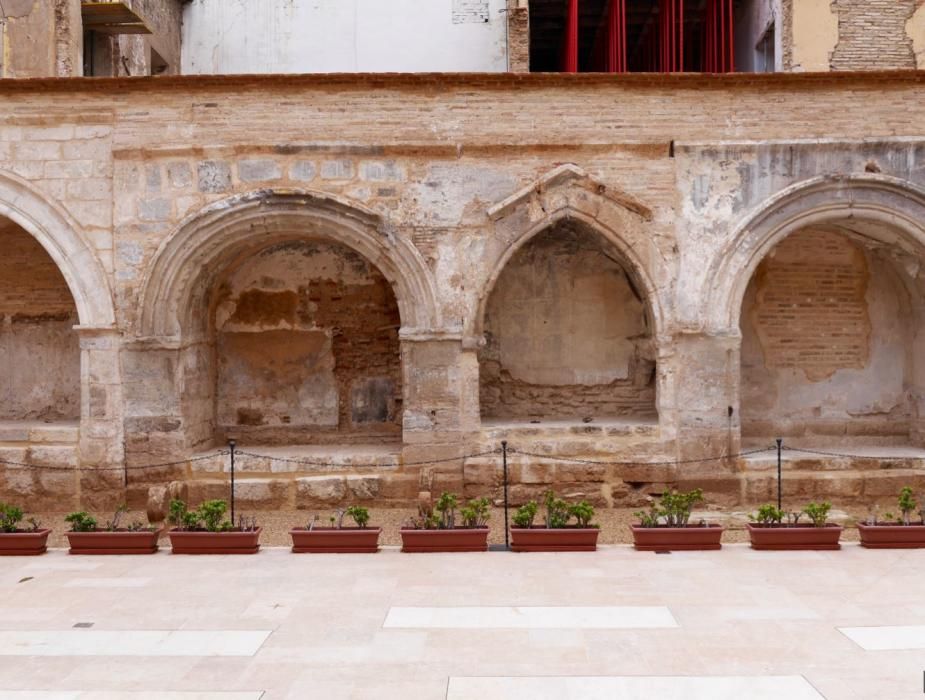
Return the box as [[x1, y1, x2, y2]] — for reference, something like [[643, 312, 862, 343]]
[[289, 160, 316, 181], [295, 476, 347, 507], [320, 159, 354, 179], [146, 485, 169, 522], [376, 473, 420, 502], [520, 463, 555, 484], [167, 161, 193, 189], [238, 159, 281, 182], [234, 479, 291, 509], [346, 475, 381, 500], [556, 463, 606, 483], [197, 160, 231, 193]]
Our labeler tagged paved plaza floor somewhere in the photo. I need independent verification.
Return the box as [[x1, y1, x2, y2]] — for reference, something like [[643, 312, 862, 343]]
[[0, 544, 923, 699]]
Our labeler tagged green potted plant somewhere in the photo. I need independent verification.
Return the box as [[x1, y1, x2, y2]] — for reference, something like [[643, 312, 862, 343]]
[[509, 490, 600, 552], [64, 505, 160, 555], [0, 502, 50, 556], [400, 492, 490, 552], [630, 488, 724, 551], [290, 505, 381, 553], [167, 499, 261, 554], [746, 501, 842, 550], [857, 487, 925, 548]]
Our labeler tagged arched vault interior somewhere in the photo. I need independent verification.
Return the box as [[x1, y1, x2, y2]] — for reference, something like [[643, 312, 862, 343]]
[[478, 219, 657, 423], [0, 217, 80, 424], [740, 223, 925, 446]]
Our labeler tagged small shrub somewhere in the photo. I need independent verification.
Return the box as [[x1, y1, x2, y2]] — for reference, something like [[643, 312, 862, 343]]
[[660, 489, 704, 527], [750, 503, 784, 526], [512, 501, 538, 528], [345, 505, 370, 529], [198, 500, 232, 532], [568, 501, 596, 528], [434, 492, 458, 529], [0, 503, 24, 533], [544, 491, 571, 528], [634, 507, 661, 528], [898, 487, 917, 526], [803, 501, 832, 528], [65, 511, 97, 533], [461, 498, 491, 528]]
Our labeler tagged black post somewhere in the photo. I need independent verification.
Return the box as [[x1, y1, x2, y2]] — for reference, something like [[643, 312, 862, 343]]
[[229, 439, 236, 525], [776, 438, 783, 511], [502, 440, 510, 551]]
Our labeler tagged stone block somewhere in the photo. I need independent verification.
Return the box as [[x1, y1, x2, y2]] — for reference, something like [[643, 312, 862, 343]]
[[197, 160, 231, 193], [346, 475, 381, 500], [377, 473, 420, 502], [167, 161, 193, 188], [320, 159, 354, 179], [238, 159, 282, 182], [234, 479, 291, 509], [295, 476, 347, 507], [359, 160, 404, 182], [289, 160, 316, 181], [138, 198, 171, 222], [520, 463, 555, 484], [463, 461, 498, 486], [556, 463, 606, 482]]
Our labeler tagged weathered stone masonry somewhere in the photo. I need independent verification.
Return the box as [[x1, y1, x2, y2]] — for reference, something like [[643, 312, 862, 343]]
[[0, 72, 924, 511]]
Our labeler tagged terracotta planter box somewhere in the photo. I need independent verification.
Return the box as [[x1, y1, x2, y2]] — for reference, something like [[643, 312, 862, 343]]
[[400, 527, 488, 553], [290, 527, 381, 553], [510, 527, 599, 552], [747, 523, 842, 550], [631, 524, 724, 551], [857, 522, 925, 549], [66, 529, 161, 555], [0, 529, 51, 556], [168, 528, 261, 554]]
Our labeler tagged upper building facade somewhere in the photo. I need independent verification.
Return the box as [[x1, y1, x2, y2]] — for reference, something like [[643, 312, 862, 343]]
[[1, 1, 924, 79]]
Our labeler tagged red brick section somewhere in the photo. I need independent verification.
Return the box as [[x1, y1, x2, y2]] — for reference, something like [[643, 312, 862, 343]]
[[0, 220, 76, 318], [750, 230, 869, 381]]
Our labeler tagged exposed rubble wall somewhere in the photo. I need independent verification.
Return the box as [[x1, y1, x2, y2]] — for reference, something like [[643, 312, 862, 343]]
[[480, 223, 656, 421], [0, 219, 80, 421]]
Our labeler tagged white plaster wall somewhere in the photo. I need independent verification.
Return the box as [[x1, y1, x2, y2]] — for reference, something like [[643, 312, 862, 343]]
[[182, 0, 509, 74], [735, 0, 782, 72]]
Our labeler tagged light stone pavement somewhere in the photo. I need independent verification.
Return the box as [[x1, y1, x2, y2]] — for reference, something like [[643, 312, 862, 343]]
[[0, 545, 923, 699]]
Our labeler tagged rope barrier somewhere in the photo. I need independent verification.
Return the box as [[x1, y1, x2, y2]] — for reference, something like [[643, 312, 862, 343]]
[[0, 451, 226, 473], [783, 445, 925, 461]]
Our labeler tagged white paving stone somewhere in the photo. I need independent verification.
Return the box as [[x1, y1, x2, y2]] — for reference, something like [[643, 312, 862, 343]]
[[839, 625, 925, 650], [0, 630, 271, 657], [383, 606, 678, 629], [446, 676, 825, 699], [0, 694, 263, 700], [64, 578, 152, 588]]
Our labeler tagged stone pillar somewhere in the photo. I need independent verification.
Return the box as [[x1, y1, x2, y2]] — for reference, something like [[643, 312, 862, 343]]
[[76, 326, 125, 509], [399, 333, 481, 495], [670, 331, 742, 463]]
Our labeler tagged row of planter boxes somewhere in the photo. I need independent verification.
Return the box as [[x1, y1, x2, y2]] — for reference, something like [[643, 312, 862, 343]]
[[2, 521, 923, 556]]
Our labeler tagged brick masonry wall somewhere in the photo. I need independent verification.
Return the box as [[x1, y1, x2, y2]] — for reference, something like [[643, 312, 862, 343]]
[[740, 229, 914, 441], [214, 241, 402, 444], [0, 220, 79, 420], [830, 0, 917, 70], [748, 229, 869, 381]]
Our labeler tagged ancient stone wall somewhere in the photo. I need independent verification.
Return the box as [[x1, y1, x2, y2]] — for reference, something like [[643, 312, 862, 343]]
[[479, 224, 655, 421], [0, 220, 79, 421], [213, 240, 402, 444], [0, 73, 922, 509], [740, 229, 914, 442]]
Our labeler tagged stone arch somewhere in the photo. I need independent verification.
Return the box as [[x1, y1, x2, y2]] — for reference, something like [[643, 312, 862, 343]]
[[138, 189, 440, 341], [0, 169, 115, 328], [475, 166, 665, 423], [705, 174, 925, 335], [473, 165, 664, 342]]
